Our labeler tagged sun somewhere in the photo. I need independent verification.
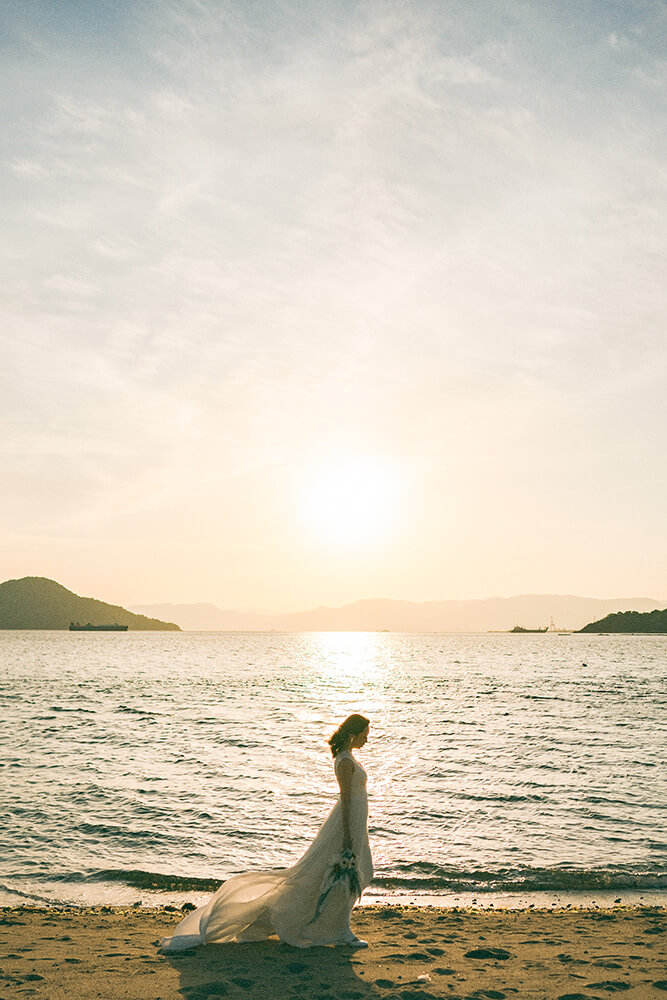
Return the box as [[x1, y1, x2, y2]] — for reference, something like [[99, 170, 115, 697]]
[[299, 455, 399, 548]]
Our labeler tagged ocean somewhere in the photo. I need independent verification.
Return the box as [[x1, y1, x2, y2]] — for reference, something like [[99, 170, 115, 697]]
[[1, 630, 665, 909]]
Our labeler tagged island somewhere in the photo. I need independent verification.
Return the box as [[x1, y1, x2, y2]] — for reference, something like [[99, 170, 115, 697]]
[[0, 576, 180, 631], [579, 608, 667, 633]]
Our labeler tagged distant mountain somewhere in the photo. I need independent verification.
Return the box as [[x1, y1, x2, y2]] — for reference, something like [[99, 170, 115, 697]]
[[129, 594, 665, 633], [0, 577, 180, 630], [580, 608, 667, 633], [128, 602, 266, 632]]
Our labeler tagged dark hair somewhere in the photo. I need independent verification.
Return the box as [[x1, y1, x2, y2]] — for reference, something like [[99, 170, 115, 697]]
[[328, 714, 370, 757]]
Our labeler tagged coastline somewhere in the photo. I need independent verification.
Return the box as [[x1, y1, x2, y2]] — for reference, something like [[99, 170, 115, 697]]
[[2, 903, 665, 999], [3, 886, 666, 912]]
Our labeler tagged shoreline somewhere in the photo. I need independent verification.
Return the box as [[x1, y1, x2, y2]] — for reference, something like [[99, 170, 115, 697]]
[[2, 885, 666, 911], [2, 903, 665, 999], [3, 890, 667, 916]]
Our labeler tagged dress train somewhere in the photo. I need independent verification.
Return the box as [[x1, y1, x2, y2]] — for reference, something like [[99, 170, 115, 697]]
[[161, 750, 372, 949]]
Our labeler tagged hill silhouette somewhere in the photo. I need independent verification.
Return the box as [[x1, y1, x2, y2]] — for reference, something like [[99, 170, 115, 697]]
[[130, 594, 664, 632], [580, 608, 667, 633], [0, 577, 179, 631]]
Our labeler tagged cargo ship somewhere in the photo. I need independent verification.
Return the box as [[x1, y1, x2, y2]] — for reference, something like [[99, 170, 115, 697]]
[[509, 617, 571, 634], [69, 622, 129, 631]]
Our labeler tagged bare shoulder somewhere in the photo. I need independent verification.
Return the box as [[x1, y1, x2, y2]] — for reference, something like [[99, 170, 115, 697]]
[[335, 755, 355, 778]]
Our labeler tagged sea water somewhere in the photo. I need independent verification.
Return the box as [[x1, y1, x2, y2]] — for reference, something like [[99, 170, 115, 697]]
[[0, 630, 665, 908]]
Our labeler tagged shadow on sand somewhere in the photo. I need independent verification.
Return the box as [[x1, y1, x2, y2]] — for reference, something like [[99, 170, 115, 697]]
[[167, 938, 383, 999]]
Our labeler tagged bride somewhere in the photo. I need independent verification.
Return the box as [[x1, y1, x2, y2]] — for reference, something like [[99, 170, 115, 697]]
[[161, 714, 373, 950]]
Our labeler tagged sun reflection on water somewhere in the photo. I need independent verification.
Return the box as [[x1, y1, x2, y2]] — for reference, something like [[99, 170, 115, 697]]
[[290, 631, 400, 810], [302, 631, 384, 679], [293, 631, 393, 728]]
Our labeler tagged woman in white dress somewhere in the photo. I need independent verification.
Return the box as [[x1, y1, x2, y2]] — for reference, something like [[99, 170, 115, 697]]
[[161, 714, 373, 951]]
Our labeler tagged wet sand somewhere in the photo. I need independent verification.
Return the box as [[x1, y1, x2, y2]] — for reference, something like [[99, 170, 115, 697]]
[[1, 904, 665, 999]]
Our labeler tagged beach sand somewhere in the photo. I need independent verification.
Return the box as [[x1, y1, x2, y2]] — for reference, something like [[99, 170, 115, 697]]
[[1, 904, 665, 999]]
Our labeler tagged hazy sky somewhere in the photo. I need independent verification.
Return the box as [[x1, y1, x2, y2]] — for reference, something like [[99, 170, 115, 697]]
[[2, 0, 666, 611]]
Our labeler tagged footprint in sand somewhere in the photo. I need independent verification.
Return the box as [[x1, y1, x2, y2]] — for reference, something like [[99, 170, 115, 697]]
[[384, 952, 432, 961], [584, 982, 631, 992], [397, 990, 439, 1000], [464, 948, 511, 961], [652, 983, 667, 992]]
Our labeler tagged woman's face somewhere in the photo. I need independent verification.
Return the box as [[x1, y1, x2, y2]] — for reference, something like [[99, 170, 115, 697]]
[[350, 725, 369, 749]]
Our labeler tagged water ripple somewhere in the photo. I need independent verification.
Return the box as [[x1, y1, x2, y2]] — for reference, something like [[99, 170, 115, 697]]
[[1, 630, 665, 904]]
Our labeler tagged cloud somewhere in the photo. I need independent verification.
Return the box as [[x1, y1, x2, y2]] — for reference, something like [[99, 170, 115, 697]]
[[1, 0, 666, 602], [633, 58, 667, 89], [608, 31, 630, 52], [43, 274, 97, 296]]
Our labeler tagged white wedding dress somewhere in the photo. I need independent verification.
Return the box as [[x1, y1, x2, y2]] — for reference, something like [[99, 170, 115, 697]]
[[161, 750, 373, 950]]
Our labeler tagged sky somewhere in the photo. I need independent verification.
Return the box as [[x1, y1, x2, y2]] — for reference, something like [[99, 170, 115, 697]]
[[1, 0, 666, 612]]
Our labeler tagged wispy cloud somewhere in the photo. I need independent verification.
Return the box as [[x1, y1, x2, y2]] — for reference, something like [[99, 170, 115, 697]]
[[1, 0, 666, 605]]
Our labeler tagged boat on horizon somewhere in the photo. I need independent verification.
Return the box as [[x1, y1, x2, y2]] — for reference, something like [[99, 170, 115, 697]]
[[69, 622, 129, 632], [509, 617, 573, 634]]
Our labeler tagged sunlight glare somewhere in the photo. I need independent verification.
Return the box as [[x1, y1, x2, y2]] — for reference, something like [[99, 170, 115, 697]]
[[299, 456, 399, 548]]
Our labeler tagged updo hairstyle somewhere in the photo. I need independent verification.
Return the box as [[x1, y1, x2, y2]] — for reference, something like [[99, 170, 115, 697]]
[[328, 714, 370, 757]]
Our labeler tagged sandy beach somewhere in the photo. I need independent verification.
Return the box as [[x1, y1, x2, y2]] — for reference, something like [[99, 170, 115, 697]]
[[1, 904, 665, 1000]]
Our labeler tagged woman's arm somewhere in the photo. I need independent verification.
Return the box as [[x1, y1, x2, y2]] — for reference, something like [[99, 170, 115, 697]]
[[336, 756, 354, 851]]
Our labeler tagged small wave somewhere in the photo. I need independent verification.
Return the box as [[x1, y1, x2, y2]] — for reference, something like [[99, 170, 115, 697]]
[[50, 706, 96, 713], [75, 822, 173, 845], [216, 737, 263, 747], [371, 862, 667, 894], [35, 863, 667, 897], [453, 792, 544, 804], [92, 869, 223, 891], [0, 882, 59, 905]]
